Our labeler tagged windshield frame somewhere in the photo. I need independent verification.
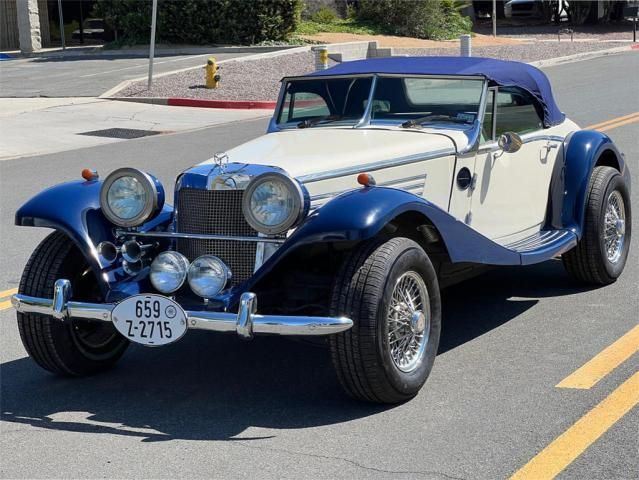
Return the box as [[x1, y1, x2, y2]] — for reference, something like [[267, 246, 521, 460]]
[[269, 73, 489, 149]]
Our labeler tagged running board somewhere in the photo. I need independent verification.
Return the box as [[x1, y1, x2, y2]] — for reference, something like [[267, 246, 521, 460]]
[[503, 229, 578, 265]]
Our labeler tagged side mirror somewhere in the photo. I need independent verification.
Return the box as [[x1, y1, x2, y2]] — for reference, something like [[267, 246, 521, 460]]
[[497, 132, 523, 153]]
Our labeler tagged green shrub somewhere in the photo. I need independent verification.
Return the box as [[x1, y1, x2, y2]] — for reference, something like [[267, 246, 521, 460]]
[[356, 0, 471, 40], [311, 5, 339, 23], [95, 0, 303, 46]]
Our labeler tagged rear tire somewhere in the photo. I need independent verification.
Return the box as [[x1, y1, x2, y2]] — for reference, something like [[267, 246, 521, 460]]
[[329, 237, 441, 404], [563, 166, 631, 285], [17, 231, 128, 376]]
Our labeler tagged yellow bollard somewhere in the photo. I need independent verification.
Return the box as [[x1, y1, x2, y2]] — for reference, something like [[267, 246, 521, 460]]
[[205, 57, 220, 89]]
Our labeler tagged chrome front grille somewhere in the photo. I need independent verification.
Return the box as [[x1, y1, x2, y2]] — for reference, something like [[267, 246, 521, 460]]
[[176, 188, 257, 285]]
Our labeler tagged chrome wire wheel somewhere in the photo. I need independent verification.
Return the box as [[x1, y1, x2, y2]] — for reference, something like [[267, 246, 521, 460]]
[[387, 271, 430, 373], [604, 190, 626, 264]]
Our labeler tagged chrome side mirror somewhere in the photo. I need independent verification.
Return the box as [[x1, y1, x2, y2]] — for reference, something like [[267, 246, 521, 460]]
[[498, 132, 523, 154]]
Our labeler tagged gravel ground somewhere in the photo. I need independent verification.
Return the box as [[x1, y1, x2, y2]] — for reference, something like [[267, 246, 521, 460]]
[[474, 22, 638, 40], [396, 41, 631, 63], [118, 52, 316, 101], [117, 42, 631, 101]]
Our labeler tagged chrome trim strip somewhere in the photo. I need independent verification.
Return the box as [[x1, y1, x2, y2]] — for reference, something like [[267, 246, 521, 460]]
[[11, 280, 353, 339], [478, 133, 565, 154], [298, 149, 453, 184], [309, 173, 427, 202], [117, 230, 285, 244]]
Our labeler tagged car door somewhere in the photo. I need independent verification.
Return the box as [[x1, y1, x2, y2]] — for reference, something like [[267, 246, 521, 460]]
[[466, 86, 562, 242]]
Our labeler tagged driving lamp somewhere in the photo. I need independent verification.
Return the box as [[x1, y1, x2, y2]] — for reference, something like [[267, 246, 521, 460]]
[[150, 251, 189, 294], [187, 255, 231, 298]]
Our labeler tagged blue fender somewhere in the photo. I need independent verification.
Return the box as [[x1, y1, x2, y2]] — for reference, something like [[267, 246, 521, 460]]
[[15, 179, 173, 293], [240, 186, 521, 298], [560, 130, 629, 236]]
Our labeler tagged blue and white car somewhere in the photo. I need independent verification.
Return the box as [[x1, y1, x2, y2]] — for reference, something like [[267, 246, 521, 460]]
[[12, 57, 632, 403]]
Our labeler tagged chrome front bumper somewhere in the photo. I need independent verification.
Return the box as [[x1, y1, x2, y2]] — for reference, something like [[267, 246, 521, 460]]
[[11, 279, 353, 340]]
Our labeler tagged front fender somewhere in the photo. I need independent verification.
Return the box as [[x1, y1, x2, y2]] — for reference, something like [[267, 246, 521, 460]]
[[15, 179, 173, 292], [561, 130, 629, 236], [241, 187, 521, 298]]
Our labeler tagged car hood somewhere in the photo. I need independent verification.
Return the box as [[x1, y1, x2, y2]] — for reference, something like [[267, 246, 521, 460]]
[[199, 127, 464, 179]]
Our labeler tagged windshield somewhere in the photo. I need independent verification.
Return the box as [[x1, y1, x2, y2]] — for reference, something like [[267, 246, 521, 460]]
[[276, 76, 485, 128]]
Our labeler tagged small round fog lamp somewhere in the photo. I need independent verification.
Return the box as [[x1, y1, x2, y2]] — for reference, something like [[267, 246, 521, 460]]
[[187, 255, 231, 298], [150, 251, 189, 294]]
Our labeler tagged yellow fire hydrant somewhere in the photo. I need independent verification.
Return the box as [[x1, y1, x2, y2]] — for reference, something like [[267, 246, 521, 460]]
[[205, 57, 220, 89]]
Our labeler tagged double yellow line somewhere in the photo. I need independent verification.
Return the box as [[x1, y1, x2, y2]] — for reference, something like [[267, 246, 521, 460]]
[[511, 325, 639, 479], [0, 288, 18, 312], [586, 111, 639, 132]]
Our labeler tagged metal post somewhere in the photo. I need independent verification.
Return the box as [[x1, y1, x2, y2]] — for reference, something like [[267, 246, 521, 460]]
[[492, 0, 497, 37], [79, 0, 84, 44], [460, 34, 471, 57], [147, 0, 158, 90], [57, 0, 65, 50]]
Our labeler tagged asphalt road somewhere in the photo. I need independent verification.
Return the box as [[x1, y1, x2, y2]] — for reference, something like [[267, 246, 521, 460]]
[[0, 52, 638, 479], [0, 50, 256, 97]]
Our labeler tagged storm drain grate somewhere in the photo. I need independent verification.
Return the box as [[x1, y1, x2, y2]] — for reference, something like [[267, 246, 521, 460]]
[[77, 128, 162, 139]]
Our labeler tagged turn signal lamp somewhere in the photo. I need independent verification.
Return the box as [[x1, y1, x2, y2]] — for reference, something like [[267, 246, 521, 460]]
[[357, 173, 376, 187], [82, 168, 99, 181]]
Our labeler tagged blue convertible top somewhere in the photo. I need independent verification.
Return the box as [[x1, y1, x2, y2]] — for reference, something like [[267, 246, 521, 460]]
[[309, 56, 565, 127]]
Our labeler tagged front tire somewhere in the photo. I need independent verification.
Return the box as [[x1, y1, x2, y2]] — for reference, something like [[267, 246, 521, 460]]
[[563, 166, 632, 285], [329, 237, 441, 404], [17, 231, 128, 376]]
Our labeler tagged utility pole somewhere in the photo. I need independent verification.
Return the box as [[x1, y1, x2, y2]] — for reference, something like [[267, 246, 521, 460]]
[[147, 0, 158, 90], [57, 0, 65, 50], [492, 0, 497, 37]]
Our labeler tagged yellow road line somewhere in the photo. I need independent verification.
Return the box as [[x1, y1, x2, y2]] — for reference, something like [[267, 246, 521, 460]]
[[556, 325, 639, 389], [0, 287, 18, 298], [0, 299, 13, 311], [511, 371, 639, 480], [596, 116, 639, 132], [585, 111, 639, 130]]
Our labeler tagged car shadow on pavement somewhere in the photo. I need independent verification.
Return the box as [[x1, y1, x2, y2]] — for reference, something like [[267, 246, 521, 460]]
[[0, 259, 597, 442]]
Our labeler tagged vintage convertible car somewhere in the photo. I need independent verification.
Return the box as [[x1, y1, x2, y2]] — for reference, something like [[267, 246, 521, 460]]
[[12, 57, 631, 403]]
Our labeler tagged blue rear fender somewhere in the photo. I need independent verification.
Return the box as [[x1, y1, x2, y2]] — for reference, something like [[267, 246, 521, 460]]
[[15, 179, 173, 293], [560, 130, 630, 236]]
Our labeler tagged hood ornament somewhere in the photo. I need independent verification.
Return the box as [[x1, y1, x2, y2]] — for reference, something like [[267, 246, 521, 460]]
[[213, 152, 229, 172]]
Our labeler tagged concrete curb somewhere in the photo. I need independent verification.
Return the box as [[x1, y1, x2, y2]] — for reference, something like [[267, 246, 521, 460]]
[[529, 44, 633, 68], [110, 96, 276, 110]]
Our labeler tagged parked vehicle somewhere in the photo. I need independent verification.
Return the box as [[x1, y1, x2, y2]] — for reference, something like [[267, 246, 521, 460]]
[[11, 57, 631, 403], [71, 18, 105, 40], [504, 0, 543, 18]]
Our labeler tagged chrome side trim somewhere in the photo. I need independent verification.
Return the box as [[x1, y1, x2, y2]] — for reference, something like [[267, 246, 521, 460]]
[[477, 134, 564, 154], [12, 280, 353, 340], [116, 230, 286, 244], [309, 173, 427, 202], [298, 149, 453, 184]]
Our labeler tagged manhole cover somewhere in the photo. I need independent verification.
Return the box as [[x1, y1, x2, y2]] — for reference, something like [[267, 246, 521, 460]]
[[77, 128, 162, 139]]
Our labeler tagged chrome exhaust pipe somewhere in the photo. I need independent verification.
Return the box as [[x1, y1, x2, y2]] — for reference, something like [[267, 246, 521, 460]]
[[122, 259, 149, 276], [97, 241, 118, 264], [121, 241, 154, 263]]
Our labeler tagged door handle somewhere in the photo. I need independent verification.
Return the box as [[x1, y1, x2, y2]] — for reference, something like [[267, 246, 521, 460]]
[[544, 142, 559, 151]]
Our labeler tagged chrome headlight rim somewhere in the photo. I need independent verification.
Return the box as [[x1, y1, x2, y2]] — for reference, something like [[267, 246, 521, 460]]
[[187, 255, 231, 299], [242, 172, 306, 235], [149, 251, 190, 294], [100, 167, 161, 228]]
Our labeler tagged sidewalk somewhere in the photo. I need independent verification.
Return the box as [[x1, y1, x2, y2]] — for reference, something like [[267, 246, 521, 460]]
[[0, 98, 270, 160]]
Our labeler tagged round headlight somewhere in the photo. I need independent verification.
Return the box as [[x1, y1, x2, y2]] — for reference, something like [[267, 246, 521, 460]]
[[100, 168, 163, 227], [187, 255, 231, 298], [150, 251, 189, 294], [242, 172, 305, 234]]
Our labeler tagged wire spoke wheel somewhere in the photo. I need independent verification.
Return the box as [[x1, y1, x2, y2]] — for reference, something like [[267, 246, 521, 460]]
[[387, 271, 429, 373], [603, 190, 626, 264]]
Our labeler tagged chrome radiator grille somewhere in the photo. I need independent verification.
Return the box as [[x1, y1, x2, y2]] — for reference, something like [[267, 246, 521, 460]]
[[176, 188, 257, 285]]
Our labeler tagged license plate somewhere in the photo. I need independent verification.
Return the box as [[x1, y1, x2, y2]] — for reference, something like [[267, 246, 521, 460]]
[[111, 294, 188, 346]]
